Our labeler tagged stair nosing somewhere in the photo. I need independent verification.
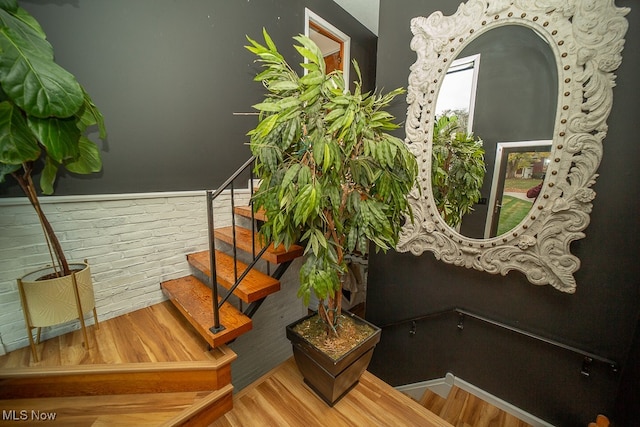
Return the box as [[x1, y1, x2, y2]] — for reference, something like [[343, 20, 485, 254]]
[[187, 250, 280, 303], [214, 226, 304, 264]]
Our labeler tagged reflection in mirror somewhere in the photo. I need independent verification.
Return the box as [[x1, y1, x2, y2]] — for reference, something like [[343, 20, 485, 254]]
[[443, 25, 557, 240], [436, 54, 480, 134], [485, 141, 551, 238], [398, 0, 629, 292], [431, 114, 485, 231]]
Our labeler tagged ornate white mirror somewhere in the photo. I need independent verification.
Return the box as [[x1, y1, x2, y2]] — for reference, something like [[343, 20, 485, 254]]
[[397, 0, 629, 293]]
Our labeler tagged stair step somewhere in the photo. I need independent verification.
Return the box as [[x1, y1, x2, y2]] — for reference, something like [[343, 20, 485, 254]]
[[161, 276, 252, 348], [187, 250, 280, 303], [214, 226, 304, 264], [0, 387, 233, 427], [418, 389, 448, 415], [233, 205, 267, 222]]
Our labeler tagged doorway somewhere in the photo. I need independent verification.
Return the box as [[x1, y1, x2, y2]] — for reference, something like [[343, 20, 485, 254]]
[[305, 9, 351, 85], [485, 141, 552, 238]]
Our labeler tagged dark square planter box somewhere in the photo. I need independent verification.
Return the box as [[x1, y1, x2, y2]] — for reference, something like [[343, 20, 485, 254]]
[[285, 311, 382, 406]]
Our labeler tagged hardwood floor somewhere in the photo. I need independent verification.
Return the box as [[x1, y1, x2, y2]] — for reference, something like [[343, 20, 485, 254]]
[[211, 357, 453, 427], [0, 301, 217, 369], [1, 302, 534, 426]]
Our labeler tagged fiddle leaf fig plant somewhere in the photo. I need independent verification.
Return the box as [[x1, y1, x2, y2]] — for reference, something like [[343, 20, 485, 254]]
[[0, 1, 106, 276], [431, 114, 485, 228], [246, 29, 418, 336]]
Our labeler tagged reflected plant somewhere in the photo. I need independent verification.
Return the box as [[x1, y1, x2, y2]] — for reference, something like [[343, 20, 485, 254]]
[[431, 114, 485, 228]]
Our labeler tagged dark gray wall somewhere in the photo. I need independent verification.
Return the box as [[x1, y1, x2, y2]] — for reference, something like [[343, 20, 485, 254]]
[[367, 1, 639, 426], [1, 0, 376, 196]]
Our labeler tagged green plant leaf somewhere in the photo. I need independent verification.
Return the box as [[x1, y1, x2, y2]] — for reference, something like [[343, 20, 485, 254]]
[[78, 89, 107, 139], [0, 101, 40, 164], [0, 161, 20, 183], [0, 7, 50, 57], [261, 27, 277, 52], [64, 136, 102, 174], [0, 26, 83, 118], [252, 101, 280, 112], [281, 163, 301, 188], [40, 155, 59, 195], [0, 1, 19, 13], [269, 80, 299, 91], [299, 71, 324, 86], [27, 115, 80, 162], [298, 85, 321, 102]]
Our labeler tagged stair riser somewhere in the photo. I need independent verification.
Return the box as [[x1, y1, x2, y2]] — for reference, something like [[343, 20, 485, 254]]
[[0, 364, 231, 399]]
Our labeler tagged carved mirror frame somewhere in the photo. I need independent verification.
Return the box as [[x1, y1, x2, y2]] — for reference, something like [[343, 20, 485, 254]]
[[397, 0, 629, 293]]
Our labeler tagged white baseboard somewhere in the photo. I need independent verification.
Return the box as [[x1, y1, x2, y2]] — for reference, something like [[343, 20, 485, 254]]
[[395, 373, 554, 427]]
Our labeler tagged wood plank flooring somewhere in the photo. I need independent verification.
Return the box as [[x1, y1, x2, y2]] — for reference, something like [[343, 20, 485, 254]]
[[211, 357, 453, 427], [0, 301, 238, 426], [0, 301, 218, 369]]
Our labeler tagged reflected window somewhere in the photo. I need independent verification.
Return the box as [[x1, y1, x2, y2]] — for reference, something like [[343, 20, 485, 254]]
[[436, 54, 480, 133]]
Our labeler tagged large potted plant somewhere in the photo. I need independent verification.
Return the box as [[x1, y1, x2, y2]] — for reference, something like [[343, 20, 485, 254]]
[[245, 30, 418, 405], [0, 1, 106, 358]]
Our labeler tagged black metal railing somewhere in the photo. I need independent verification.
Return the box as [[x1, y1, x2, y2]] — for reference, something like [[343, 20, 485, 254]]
[[382, 308, 619, 376], [205, 156, 297, 333], [206, 156, 259, 334]]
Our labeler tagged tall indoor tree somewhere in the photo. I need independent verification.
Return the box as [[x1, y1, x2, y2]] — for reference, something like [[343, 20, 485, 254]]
[[246, 30, 418, 336], [0, 1, 106, 276]]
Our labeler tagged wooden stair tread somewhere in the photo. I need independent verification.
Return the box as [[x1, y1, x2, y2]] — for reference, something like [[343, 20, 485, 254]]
[[161, 276, 252, 348], [233, 205, 267, 222], [0, 387, 233, 427], [433, 386, 533, 427], [419, 389, 448, 416], [214, 226, 304, 264], [187, 250, 280, 303]]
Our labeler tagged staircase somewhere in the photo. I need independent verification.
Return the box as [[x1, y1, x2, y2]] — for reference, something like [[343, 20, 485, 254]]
[[157, 158, 304, 422], [161, 156, 304, 350], [2, 159, 304, 425]]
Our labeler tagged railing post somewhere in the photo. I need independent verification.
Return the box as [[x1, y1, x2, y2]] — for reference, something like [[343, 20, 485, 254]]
[[250, 160, 256, 259], [207, 190, 225, 334], [231, 182, 238, 285]]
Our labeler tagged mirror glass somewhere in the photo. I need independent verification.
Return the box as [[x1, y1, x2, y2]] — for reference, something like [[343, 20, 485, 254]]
[[433, 25, 557, 240], [398, 0, 629, 293]]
